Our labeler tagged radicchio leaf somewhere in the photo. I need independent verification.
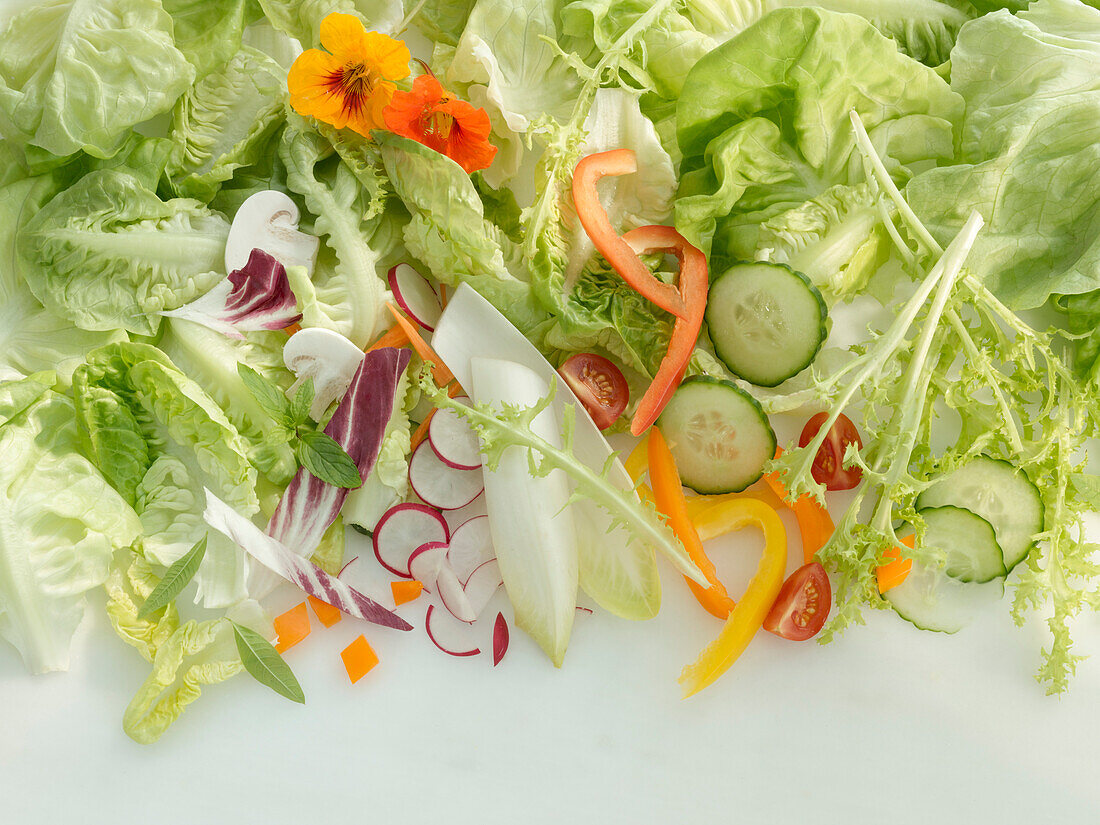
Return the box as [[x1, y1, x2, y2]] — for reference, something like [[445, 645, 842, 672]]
[[161, 248, 302, 338], [268, 346, 411, 554], [203, 489, 411, 631]]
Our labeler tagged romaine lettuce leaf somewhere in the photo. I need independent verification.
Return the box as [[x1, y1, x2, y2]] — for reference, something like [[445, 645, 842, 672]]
[[0, 388, 141, 674], [18, 169, 229, 336], [0, 0, 194, 158]]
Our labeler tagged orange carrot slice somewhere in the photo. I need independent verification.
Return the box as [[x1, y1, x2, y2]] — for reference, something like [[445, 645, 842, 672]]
[[341, 635, 380, 684], [307, 595, 343, 628], [391, 579, 424, 606], [386, 303, 455, 386], [283, 322, 302, 336], [273, 602, 310, 653], [367, 323, 410, 352]]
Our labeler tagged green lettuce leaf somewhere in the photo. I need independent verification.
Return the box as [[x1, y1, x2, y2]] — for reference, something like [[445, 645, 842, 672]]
[[18, 169, 229, 335], [377, 131, 547, 333], [72, 342, 259, 608], [0, 389, 141, 673], [0, 0, 194, 158], [165, 45, 288, 202], [907, 0, 1100, 310], [162, 0, 251, 80], [673, 6, 962, 260]]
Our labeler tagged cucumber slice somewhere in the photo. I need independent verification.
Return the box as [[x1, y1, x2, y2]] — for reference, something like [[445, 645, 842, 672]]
[[884, 561, 1005, 634], [705, 262, 827, 387], [918, 505, 1006, 583], [916, 456, 1043, 571], [657, 376, 776, 494]]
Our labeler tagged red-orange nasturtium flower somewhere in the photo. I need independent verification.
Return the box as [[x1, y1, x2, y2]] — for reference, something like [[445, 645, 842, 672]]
[[287, 13, 411, 137], [383, 74, 498, 174]]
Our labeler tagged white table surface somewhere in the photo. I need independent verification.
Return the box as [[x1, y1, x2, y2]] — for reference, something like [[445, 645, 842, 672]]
[[3, 1, 1099, 821]]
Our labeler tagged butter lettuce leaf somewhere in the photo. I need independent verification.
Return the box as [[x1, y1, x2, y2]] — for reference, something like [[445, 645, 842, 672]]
[[0, 389, 141, 674]]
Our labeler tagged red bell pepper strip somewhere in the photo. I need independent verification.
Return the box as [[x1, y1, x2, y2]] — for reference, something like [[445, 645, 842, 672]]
[[621, 225, 708, 436], [572, 150, 689, 319]]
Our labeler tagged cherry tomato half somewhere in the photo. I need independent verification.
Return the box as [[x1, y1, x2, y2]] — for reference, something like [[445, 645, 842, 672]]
[[763, 562, 831, 641], [798, 411, 864, 491], [558, 353, 629, 430]]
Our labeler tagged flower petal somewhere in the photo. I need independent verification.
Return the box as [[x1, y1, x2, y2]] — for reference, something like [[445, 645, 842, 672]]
[[362, 30, 412, 81], [319, 13, 371, 58]]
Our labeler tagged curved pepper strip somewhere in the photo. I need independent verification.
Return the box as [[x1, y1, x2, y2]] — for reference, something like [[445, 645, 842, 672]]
[[764, 447, 835, 564], [877, 534, 915, 593], [647, 427, 735, 619], [622, 225, 708, 436], [624, 434, 655, 508], [679, 497, 787, 698], [572, 150, 688, 319]]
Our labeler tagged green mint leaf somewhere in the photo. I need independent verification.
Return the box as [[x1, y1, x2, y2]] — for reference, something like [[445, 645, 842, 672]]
[[237, 362, 294, 428], [231, 621, 306, 704], [137, 535, 207, 619], [291, 377, 315, 426], [296, 429, 362, 488]]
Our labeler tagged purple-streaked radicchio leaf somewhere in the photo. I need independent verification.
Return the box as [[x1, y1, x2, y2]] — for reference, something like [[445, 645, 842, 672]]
[[203, 489, 411, 631], [161, 248, 302, 338], [269, 346, 411, 554]]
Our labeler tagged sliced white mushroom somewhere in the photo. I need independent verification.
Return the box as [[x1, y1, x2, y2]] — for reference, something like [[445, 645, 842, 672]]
[[283, 327, 365, 421], [225, 190, 319, 276]]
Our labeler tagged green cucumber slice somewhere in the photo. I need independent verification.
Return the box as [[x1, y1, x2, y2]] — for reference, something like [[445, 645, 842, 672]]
[[656, 376, 775, 495], [918, 505, 1006, 584], [705, 262, 827, 387]]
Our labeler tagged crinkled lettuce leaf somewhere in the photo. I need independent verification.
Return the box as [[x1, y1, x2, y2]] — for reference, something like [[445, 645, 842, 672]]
[[72, 342, 259, 608], [0, 389, 141, 673], [907, 0, 1100, 310], [0, 0, 194, 158], [18, 169, 229, 336], [162, 0, 252, 80], [166, 45, 288, 202], [673, 7, 962, 260]]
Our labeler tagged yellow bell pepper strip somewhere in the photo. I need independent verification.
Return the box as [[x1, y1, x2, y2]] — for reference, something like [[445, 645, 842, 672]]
[[684, 486, 788, 530], [765, 446, 835, 564], [624, 433, 655, 507], [877, 534, 915, 593], [572, 150, 688, 319], [679, 497, 787, 698], [647, 427, 735, 619], [621, 225, 709, 436]]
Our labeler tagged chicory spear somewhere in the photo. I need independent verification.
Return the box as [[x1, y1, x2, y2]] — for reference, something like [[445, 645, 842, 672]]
[[161, 247, 302, 337]]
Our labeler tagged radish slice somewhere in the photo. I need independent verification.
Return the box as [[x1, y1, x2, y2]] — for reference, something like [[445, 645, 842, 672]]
[[388, 263, 442, 331], [428, 397, 482, 470], [437, 564, 477, 623], [425, 605, 481, 657], [448, 515, 494, 581], [373, 503, 449, 578], [408, 440, 484, 510], [492, 613, 509, 666], [408, 542, 448, 591], [464, 559, 502, 618]]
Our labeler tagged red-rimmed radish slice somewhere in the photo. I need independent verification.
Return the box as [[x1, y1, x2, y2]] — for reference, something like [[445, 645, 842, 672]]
[[388, 263, 442, 331], [437, 564, 477, 623], [493, 612, 509, 666], [428, 398, 482, 470], [408, 541, 448, 591], [448, 515, 494, 581], [425, 604, 481, 657], [464, 559, 502, 618], [373, 503, 449, 578], [408, 440, 484, 510]]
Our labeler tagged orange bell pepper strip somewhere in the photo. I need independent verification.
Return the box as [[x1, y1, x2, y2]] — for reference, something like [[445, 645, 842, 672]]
[[273, 602, 311, 653], [764, 447, 835, 564], [621, 225, 708, 436], [877, 534, 915, 593], [340, 635, 380, 684], [648, 427, 735, 619], [391, 579, 424, 606], [572, 150, 688, 319], [679, 496, 787, 698], [307, 595, 343, 628]]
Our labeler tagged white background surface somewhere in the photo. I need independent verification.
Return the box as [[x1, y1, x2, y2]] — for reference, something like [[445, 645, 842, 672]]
[[3, 0, 1099, 822]]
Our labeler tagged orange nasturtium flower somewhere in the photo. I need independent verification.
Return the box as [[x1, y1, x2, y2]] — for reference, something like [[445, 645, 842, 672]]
[[383, 74, 498, 174], [287, 13, 411, 136]]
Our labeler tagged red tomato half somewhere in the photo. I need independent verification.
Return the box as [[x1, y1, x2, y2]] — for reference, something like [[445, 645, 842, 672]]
[[763, 562, 831, 641], [558, 353, 629, 430], [798, 411, 864, 491]]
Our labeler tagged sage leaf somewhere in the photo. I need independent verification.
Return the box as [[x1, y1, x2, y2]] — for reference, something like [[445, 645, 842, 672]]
[[231, 621, 305, 704], [136, 535, 207, 618], [296, 429, 362, 488]]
